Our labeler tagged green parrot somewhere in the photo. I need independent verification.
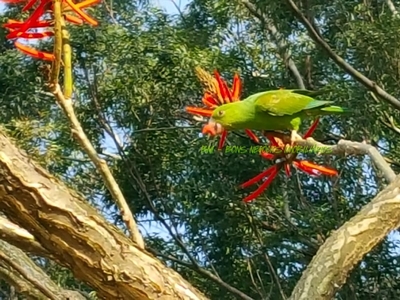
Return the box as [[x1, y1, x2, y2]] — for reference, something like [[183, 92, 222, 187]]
[[202, 89, 349, 144]]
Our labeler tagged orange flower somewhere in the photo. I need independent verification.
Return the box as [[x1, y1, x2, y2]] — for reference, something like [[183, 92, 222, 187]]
[[1, 0, 100, 60], [241, 118, 338, 202], [186, 70, 259, 149]]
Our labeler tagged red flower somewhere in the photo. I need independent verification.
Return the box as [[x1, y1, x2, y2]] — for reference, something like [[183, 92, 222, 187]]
[[241, 118, 338, 202], [186, 70, 259, 149], [1, 0, 100, 60]]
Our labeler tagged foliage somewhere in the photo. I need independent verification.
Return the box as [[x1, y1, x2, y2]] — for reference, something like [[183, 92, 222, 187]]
[[1, 0, 400, 299]]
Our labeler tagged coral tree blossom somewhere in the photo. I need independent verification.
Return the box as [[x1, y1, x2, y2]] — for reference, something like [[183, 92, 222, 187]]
[[186, 70, 259, 149], [241, 118, 338, 202], [1, 0, 100, 60]]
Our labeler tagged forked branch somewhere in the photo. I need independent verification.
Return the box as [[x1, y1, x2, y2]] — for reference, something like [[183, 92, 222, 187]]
[[294, 138, 396, 183]]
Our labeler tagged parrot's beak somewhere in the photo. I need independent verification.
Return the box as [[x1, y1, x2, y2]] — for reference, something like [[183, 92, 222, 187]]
[[202, 118, 224, 136]]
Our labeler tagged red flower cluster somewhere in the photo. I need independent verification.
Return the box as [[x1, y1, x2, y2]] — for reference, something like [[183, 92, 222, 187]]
[[186, 70, 259, 149], [1, 0, 100, 60], [241, 118, 338, 202]]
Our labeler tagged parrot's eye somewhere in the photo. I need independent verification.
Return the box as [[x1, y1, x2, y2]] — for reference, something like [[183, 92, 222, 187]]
[[218, 110, 225, 117]]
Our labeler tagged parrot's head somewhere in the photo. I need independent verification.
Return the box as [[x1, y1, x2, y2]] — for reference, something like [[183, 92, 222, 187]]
[[201, 103, 237, 136]]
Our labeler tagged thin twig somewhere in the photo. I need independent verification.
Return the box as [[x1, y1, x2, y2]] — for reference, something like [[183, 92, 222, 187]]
[[169, 0, 187, 21], [285, 0, 400, 111], [246, 207, 287, 300], [49, 6, 144, 248], [52, 85, 144, 248], [148, 248, 255, 300], [81, 64, 197, 265], [246, 258, 265, 299], [382, 112, 400, 135], [241, 0, 305, 89], [103, 0, 118, 24], [84, 68, 200, 269]]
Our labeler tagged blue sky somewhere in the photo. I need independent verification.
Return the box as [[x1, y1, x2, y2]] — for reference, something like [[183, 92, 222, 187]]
[[154, 0, 191, 14]]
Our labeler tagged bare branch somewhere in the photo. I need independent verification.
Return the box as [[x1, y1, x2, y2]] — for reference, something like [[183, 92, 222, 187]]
[[241, 0, 305, 88], [382, 111, 400, 135], [294, 138, 396, 183], [289, 174, 400, 300], [246, 208, 287, 300], [285, 0, 400, 110], [386, 0, 399, 17], [148, 249, 254, 300], [52, 84, 144, 249]]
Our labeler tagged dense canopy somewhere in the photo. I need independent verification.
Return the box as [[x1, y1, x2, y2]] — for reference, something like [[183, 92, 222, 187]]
[[1, 0, 400, 299]]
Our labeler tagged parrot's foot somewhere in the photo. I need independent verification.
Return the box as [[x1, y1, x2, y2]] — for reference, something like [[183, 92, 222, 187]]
[[290, 130, 303, 147]]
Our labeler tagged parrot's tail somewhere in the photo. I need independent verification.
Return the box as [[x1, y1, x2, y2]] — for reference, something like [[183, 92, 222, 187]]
[[320, 105, 351, 114]]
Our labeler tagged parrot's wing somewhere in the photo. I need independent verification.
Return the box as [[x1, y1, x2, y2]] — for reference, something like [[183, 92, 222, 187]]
[[253, 90, 333, 116], [288, 88, 332, 97]]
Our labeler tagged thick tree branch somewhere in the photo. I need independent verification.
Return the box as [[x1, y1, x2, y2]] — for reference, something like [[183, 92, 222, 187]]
[[0, 239, 85, 300], [294, 138, 396, 183], [0, 129, 208, 300], [285, 0, 400, 110], [0, 215, 49, 256], [289, 174, 400, 299], [52, 84, 144, 249], [241, 0, 305, 88]]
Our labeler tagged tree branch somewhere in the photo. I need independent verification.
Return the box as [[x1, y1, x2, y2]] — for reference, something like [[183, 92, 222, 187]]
[[294, 138, 396, 183], [0, 129, 208, 300], [289, 174, 400, 299], [241, 0, 305, 88], [81, 62, 225, 298], [386, 0, 399, 17], [285, 0, 400, 110], [0, 239, 86, 300], [0, 215, 50, 257], [149, 249, 254, 300], [52, 84, 144, 249]]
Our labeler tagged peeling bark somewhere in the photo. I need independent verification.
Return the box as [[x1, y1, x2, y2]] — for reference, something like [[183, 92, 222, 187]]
[[0, 131, 208, 300], [289, 176, 400, 300], [0, 239, 85, 300], [0, 215, 50, 256]]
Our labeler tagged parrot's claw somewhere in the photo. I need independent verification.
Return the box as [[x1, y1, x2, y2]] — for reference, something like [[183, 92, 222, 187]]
[[290, 130, 303, 147]]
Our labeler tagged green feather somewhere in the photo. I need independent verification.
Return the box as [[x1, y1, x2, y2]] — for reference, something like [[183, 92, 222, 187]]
[[210, 88, 349, 132]]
